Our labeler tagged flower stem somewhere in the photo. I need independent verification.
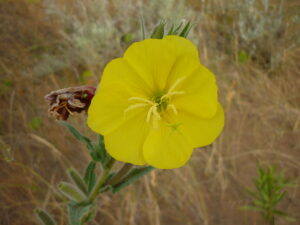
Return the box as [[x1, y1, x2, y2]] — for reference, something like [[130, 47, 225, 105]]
[[88, 158, 115, 202], [108, 163, 133, 186]]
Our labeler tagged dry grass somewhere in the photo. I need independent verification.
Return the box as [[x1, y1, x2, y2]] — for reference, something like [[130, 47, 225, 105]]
[[0, 0, 300, 224]]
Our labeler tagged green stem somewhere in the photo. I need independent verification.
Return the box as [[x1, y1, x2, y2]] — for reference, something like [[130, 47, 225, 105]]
[[88, 158, 115, 202], [108, 163, 133, 186]]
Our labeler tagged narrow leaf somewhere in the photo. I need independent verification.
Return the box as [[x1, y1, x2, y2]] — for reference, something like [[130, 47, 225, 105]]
[[68, 201, 94, 225], [92, 134, 107, 163], [68, 168, 88, 195], [84, 161, 97, 193], [112, 166, 154, 193], [167, 24, 174, 35], [58, 182, 86, 202], [140, 16, 146, 40], [179, 21, 193, 38], [60, 121, 94, 151], [272, 191, 286, 206], [150, 21, 165, 39], [34, 208, 57, 225], [272, 210, 296, 222], [240, 205, 264, 212], [173, 22, 183, 34]]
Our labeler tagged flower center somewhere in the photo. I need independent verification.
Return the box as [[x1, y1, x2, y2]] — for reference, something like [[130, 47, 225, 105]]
[[124, 77, 185, 128]]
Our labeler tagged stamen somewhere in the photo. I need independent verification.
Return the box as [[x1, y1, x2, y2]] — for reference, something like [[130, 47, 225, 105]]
[[146, 104, 161, 124], [161, 91, 185, 100], [168, 76, 186, 93], [128, 97, 153, 105], [167, 104, 178, 115], [125, 80, 185, 128], [152, 106, 161, 120], [146, 106, 155, 123], [124, 103, 148, 114]]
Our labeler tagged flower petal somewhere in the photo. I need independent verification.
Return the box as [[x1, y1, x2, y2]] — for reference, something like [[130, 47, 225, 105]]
[[172, 65, 218, 119], [163, 35, 199, 60], [104, 111, 150, 165], [88, 58, 149, 135], [124, 38, 177, 91], [143, 122, 193, 169], [100, 58, 152, 95], [163, 35, 200, 89], [87, 84, 127, 135], [176, 103, 224, 148]]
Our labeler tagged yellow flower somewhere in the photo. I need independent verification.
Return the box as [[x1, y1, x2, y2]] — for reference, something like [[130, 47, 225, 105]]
[[88, 35, 224, 169]]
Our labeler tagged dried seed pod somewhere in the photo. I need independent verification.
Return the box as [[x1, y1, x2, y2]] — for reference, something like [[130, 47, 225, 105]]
[[45, 86, 96, 120]]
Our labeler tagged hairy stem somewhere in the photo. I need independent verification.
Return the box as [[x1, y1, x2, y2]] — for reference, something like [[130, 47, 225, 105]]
[[88, 158, 115, 202]]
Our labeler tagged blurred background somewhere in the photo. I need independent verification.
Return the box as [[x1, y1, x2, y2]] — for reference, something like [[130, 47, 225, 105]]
[[0, 0, 300, 224]]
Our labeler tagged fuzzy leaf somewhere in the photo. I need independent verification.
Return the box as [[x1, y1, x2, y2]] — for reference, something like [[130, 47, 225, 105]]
[[68, 201, 95, 225], [60, 122, 94, 151], [34, 208, 57, 225], [84, 161, 97, 193], [112, 166, 154, 193], [90, 134, 107, 164], [68, 168, 88, 195], [58, 182, 86, 203]]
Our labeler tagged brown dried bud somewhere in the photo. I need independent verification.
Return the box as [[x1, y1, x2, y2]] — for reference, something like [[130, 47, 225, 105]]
[[45, 86, 96, 120]]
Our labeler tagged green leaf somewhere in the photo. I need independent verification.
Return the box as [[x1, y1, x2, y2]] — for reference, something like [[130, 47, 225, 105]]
[[172, 22, 184, 34], [112, 166, 154, 193], [68, 168, 88, 195], [260, 187, 270, 203], [68, 201, 95, 225], [272, 191, 286, 206], [167, 24, 175, 35], [84, 161, 97, 193], [179, 21, 193, 38], [273, 210, 296, 222], [60, 121, 94, 152], [91, 134, 107, 164], [34, 208, 57, 225], [58, 182, 86, 203], [150, 21, 165, 39], [240, 205, 264, 212]]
